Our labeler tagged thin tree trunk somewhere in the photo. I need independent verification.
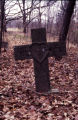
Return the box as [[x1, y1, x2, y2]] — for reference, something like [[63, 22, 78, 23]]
[[38, 1, 41, 27], [0, 1, 1, 43], [59, 0, 76, 42], [4, 8, 7, 32], [0, 0, 5, 53], [22, 0, 26, 33]]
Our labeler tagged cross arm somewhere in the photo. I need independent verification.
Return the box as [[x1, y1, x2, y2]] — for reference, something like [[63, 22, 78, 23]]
[[48, 42, 66, 60], [14, 45, 32, 60], [14, 42, 66, 61]]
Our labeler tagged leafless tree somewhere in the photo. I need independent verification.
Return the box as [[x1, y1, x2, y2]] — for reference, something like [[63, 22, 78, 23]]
[[0, 0, 5, 53], [59, 0, 76, 43], [0, 1, 1, 41], [17, 0, 57, 32]]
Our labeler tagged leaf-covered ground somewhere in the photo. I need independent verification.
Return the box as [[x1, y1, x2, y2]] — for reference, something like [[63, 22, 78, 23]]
[[0, 47, 78, 120], [0, 30, 78, 120]]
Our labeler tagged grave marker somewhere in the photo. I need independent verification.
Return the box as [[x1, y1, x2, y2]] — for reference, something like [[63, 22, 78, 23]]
[[14, 28, 66, 93]]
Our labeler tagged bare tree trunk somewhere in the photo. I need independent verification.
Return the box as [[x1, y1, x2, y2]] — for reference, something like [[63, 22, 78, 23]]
[[59, 0, 76, 43], [22, 0, 27, 33], [4, 7, 7, 32], [0, 1, 1, 43], [0, 0, 5, 53], [38, 1, 41, 27], [47, 2, 50, 33]]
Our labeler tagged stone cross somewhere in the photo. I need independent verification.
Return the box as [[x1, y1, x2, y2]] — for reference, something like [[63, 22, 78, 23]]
[[14, 28, 66, 93]]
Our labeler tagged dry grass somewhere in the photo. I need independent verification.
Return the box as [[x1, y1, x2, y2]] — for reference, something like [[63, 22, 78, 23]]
[[4, 28, 77, 50], [4, 28, 31, 48]]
